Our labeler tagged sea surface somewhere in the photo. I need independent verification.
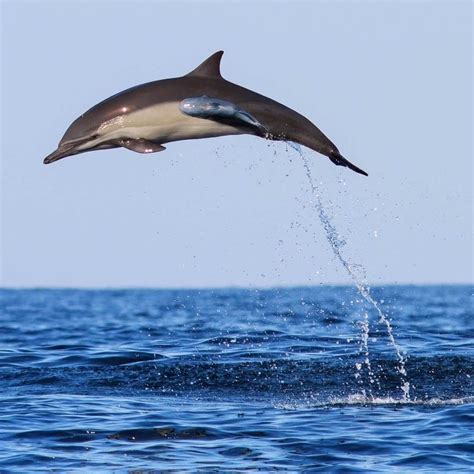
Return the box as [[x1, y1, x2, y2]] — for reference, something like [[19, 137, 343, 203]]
[[0, 285, 473, 472]]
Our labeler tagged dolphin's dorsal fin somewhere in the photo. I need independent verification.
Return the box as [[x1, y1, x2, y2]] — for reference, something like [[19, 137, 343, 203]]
[[186, 51, 224, 78]]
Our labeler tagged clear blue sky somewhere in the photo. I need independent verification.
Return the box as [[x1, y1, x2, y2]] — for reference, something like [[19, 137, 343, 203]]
[[1, 1, 472, 287]]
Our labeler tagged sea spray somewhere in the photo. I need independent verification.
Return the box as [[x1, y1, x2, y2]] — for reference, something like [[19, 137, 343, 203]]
[[290, 143, 410, 401], [355, 311, 379, 396]]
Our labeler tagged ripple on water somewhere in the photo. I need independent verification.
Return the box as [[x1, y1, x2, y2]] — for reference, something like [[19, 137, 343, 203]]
[[0, 286, 472, 471]]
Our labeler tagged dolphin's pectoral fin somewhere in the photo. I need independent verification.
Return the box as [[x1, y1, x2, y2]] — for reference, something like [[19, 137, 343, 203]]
[[120, 139, 166, 154], [179, 97, 269, 136], [329, 151, 368, 177]]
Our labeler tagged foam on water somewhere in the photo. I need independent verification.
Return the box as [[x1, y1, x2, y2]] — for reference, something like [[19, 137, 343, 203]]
[[276, 394, 473, 410]]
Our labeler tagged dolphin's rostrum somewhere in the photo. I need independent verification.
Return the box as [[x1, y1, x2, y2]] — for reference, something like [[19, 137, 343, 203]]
[[44, 51, 367, 176]]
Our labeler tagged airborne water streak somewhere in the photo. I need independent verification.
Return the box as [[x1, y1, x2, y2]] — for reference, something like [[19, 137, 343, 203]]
[[293, 144, 410, 401]]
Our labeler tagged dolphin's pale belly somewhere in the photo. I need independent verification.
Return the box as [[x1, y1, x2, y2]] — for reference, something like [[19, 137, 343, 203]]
[[100, 102, 245, 144]]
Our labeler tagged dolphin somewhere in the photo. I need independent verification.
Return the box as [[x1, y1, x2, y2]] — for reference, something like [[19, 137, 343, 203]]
[[43, 51, 367, 176]]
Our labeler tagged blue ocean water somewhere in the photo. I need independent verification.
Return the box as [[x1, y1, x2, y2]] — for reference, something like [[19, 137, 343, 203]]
[[0, 285, 472, 472]]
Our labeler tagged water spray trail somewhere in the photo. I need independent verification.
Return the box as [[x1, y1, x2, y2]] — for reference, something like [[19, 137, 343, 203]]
[[293, 146, 409, 400], [357, 311, 379, 394]]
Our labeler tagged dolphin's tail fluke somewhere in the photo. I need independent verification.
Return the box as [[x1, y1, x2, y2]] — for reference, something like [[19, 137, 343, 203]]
[[329, 151, 368, 176]]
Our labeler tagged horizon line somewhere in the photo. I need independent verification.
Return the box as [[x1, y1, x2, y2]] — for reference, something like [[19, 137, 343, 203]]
[[1, 282, 472, 291]]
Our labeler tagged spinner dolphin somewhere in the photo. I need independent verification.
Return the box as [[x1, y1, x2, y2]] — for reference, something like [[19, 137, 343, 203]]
[[43, 51, 367, 176]]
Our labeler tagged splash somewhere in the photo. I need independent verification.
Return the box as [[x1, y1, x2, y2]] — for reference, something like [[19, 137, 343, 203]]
[[291, 144, 410, 401], [275, 394, 471, 410], [355, 311, 379, 396]]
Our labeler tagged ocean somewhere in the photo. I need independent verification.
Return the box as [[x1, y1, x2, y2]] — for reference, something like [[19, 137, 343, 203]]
[[0, 285, 472, 471]]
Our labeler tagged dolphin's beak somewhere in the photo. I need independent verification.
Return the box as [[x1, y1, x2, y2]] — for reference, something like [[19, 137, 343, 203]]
[[43, 144, 78, 164], [43, 136, 95, 164]]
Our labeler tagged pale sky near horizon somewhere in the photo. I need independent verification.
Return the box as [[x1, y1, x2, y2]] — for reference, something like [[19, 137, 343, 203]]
[[1, 1, 472, 288]]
